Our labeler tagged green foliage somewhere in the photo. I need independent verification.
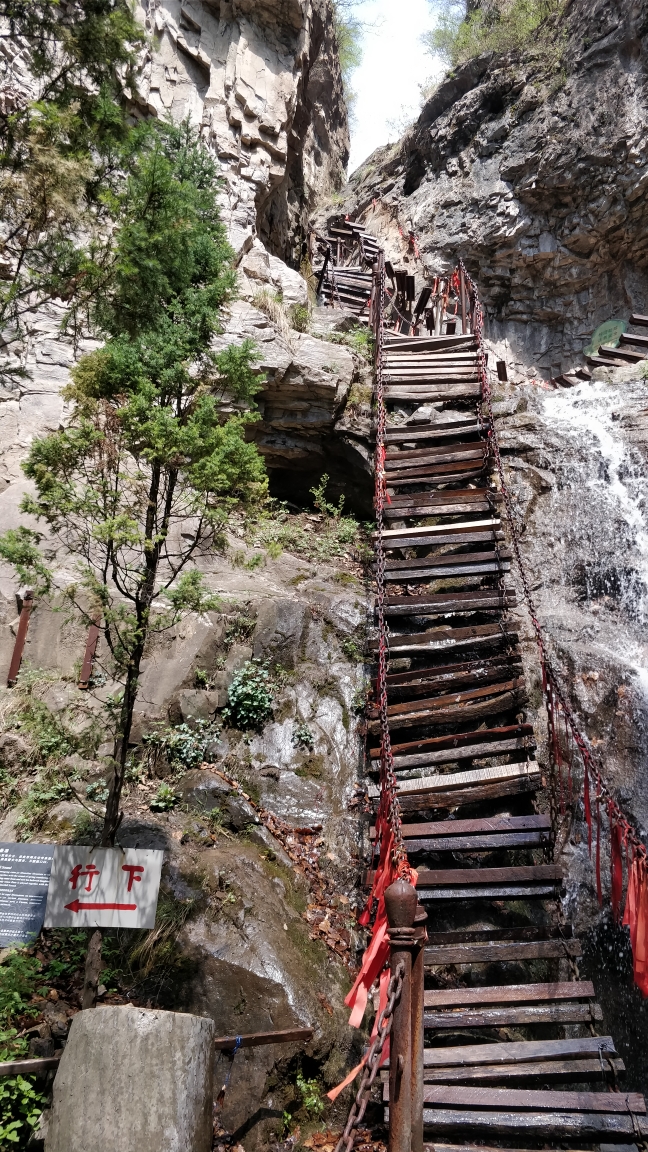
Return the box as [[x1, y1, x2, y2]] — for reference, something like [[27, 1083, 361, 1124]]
[[0, 531, 51, 598], [17, 778, 73, 831], [0, 1075, 47, 1150], [247, 497, 361, 563], [423, 0, 565, 67], [310, 473, 346, 519], [224, 614, 256, 648], [341, 636, 365, 663], [86, 782, 109, 803], [0, 1, 145, 367], [292, 722, 315, 751], [325, 326, 374, 363], [290, 304, 310, 333], [149, 783, 180, 812], [142, 720, 220, 774], [0, 120, 269, 844], [0, 950, 49, 1062], [222, 661, 273, 731], [332, 1, 363, 106], [296, 1071, 326, 1118]]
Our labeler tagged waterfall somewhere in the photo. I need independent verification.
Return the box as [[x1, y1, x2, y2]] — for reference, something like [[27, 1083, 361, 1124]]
[[538, 377, 648, 691]]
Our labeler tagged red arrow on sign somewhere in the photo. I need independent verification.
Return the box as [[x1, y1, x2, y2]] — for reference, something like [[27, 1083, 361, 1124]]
[[65, 900, 137, 912]]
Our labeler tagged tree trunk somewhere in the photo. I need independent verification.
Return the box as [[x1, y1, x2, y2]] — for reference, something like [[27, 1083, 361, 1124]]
[[82, 929, 103, 1010]]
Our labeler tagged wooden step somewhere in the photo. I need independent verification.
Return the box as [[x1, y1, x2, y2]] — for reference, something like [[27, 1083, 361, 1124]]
[[384, 499, 495, 520], [423, 1002, 602, 1029], [599, 343, 646, 363], [630, 312, 648, 327], [620, 330, 648, 348], [367, 686, 527, 736], [385, 446, 484, 465], [385, 487, 500, 507], [375, 814, 550, 841], [419, 1087, 644, 1112], [382, 589, 517, 617], [410, 1036, 618, 1068], [424, 981, 594, 1008], [383, 335, 478, 352], [367, 761, 538, 801], [380, 658, 523, 701], [368, 622, 519, 658], [396, 772, 540, 812], [425, 937, 580, 965], [415, 863, 562, 902], [418, 1055, 624, 1083], [369, 723, 534, 766], [372, 673, 524, 714], [377, 517, 500, 542], [383, 420, 484, 444], [381, 559, 511, 581], [384, 386, 482, 402]]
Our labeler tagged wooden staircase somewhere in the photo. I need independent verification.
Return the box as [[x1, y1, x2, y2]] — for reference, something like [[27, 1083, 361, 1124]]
[[346, 255, 648, 1146]]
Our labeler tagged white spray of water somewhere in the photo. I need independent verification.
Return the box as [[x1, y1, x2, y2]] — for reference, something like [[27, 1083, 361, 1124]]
[[541, 378, 648, 691]]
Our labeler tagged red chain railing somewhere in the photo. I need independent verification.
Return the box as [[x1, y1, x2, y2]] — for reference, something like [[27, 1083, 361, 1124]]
[[460, 258, 648, 994]]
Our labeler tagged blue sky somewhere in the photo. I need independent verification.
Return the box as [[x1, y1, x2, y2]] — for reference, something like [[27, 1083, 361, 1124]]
[[347, 0, 444, 174]]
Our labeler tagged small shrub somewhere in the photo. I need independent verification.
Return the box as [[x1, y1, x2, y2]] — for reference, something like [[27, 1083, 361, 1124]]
[[290, 304, 310, 332], [296, 1071, 326, 1118], [222, 661, 273, 731], [142, 721, 219, 775], [423, 0, 565, 69], [325, 326, 374, 363], [194, 668, 211, 688], [86, 782, 109, 803], [149, 783, 179, 812], [0, 1074, 47, 1150], [224, 613, 256, 648], [341, 636, 365, 663], [292, 722, 315, 751]]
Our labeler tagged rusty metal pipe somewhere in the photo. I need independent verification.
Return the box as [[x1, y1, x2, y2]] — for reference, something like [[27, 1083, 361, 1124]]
[[7, 590, 33, 687], [385, 878, 417, 1152], [411, 903, 428, 1152]]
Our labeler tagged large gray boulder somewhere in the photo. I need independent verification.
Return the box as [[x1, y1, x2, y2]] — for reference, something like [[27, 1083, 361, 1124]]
[[45, 1006, 214, 1152], [253, 598, 307, 669]]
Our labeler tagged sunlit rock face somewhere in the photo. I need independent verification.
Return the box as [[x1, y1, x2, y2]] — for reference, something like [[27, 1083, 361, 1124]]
[[324, 0, 648, 378], [135, 0, 349, 261]]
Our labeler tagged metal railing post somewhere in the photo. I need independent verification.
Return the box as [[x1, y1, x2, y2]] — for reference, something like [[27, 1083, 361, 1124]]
[[410, 903, 428, 1152], [7, 590, 33, 686], [385, 878, 417, 1152]]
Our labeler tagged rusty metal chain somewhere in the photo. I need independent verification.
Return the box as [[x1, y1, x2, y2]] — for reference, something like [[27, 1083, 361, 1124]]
[[460, 259, 648, 869], [373, 253, 407, 869], [334, 963, 404, 1152]]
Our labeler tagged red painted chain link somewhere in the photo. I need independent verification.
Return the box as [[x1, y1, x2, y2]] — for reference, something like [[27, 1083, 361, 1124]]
[[459, 257, 647, 867]]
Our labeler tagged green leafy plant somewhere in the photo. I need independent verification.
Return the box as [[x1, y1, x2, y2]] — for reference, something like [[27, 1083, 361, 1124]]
[[0, 1074, 47, 1150], [290, 304, 310, 332], [0, 950, 49, 1062], [194, 668, 211, 688], [222, 661, 273, 731], [296, 1071, 326, 1119], [86, 782, 109, 803], [342, 636, 365, 663], [292, 722, 315, 751], [149, 783, 180, 812], [325, 326, 374, 363], [423, 0, 565, 68], [142, 721, 220, 775]]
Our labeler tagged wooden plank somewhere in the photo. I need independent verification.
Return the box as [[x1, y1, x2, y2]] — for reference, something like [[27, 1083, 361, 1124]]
[[420, 1058, 625, 1084], [214, 1027, 313, 1050], [386, 487, 500, 506], [371, 722, 534, 761], [397, 773, 540, 812], [388, 737, 534, 772], [422, 1036, 616, 1067], [383, 423, 483, 444], [620, 331, 648, 347], [417, 1108, 648, 1137], [383, 335, 478, 351], [381, 655, 520, 688], [403, 831, 548, 851], [377, 518, 500, 541], [388, 472, 488, 491], [383, 664, 523, 701], [383, 591, 516, 615], [386, 1055, 625, 1088], [424, 939, 580, 965], [367, 761, 539, 800], [424, 981, 594, 1007], [419, 885, 558, 901], [384, 387, 481, 401], [374, 677, 525, 718], [421, 1086, 645, 1113], [426, 925, 570, 943], [375, 814, 550, 839], [385, 446, 484, 464], [423, 1003, 602, 1027], [415, 865, 562, 886], [384, 501, 494, 520], [382, 528, 504, 550], [382, 562, 511, 581], [630, 312, 648, 327], [382, 550, 511, 571], [367, 689, 527, 736], [367, 622, 514, 654]]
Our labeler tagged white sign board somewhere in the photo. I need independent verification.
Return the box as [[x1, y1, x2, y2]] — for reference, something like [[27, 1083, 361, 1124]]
[[44, 847, 164, 930]]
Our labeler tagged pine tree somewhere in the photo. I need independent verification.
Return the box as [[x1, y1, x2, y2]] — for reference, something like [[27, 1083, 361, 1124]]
[[0, 122, 267, 846]]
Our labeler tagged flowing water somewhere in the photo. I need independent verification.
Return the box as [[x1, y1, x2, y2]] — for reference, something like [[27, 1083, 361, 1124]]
[[539, 376, 648, 689]]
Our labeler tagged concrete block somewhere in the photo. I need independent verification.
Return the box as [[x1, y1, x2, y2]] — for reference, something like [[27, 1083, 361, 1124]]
[[46, 1005, 214, 1152]]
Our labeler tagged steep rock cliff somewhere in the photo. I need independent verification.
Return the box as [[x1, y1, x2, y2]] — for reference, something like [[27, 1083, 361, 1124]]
[[327, 0, 648, 379]]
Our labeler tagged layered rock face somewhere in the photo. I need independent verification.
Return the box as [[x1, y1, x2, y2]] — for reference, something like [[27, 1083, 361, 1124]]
[[136, 0, 348, 262], [331, 0, 648, 379]]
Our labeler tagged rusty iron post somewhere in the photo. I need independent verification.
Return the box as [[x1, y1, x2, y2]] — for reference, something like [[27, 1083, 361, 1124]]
[[385, 878, 417, 1152], [78, 618, 101, 689], [410, 902, 428, 1152], [459, 266, 468, 335], [7, 590, 33, 686]]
